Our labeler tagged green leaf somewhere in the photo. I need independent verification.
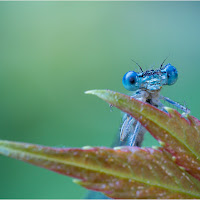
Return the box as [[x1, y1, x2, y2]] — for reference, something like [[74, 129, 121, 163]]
[[0, 140, 200, 199], [85, 90, 200, 180]]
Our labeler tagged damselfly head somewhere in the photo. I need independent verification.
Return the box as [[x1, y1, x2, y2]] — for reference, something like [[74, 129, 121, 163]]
[[122, 63, 178, 92]]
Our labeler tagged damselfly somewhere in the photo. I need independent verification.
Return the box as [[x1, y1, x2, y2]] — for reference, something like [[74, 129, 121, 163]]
[[119, 60, 190, 147]]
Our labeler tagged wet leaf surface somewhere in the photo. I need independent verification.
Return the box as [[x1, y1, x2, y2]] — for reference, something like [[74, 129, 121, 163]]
[[0, 140, 200, 199], [86, 90, 200, 180]]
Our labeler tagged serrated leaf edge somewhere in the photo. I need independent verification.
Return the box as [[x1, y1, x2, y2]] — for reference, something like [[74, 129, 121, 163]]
[[1, 141, 200, 198]]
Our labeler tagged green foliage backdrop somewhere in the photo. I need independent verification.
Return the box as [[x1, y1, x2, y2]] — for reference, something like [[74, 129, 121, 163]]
[[0, 2, 199, 198]]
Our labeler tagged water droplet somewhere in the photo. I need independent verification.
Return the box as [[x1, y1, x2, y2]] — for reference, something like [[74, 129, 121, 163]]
[[82, 146, 92, 150], [172, 156, 176, 161]]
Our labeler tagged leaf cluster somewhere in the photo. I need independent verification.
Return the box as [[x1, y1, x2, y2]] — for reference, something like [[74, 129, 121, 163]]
[[0, 90, 200, 198]]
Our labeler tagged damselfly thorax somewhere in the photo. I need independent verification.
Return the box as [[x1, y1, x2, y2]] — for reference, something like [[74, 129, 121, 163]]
[[118, 63, 190, 147]]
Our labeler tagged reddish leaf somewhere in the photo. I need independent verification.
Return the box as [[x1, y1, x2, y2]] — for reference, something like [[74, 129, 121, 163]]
[[85, 90, 200, 180], [0, 140, 200, 199]]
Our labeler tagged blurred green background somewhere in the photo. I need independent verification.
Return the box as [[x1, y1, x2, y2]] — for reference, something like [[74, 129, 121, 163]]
[[0, 1, 199, 198]]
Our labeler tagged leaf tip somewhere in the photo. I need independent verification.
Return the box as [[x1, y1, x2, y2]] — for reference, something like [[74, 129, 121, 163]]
[[84, 90, 96, 95], [84, 90, 108, 100], [0, 140, 12, 157]]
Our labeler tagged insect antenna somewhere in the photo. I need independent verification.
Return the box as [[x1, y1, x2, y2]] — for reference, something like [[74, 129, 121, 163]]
[[160, 55, 170, 69], [131, 59, 143, 72]]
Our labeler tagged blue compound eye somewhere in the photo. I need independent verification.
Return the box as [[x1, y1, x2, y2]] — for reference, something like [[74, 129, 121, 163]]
[[122, 71, 138, 91], [164, 64, 178, 85]]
